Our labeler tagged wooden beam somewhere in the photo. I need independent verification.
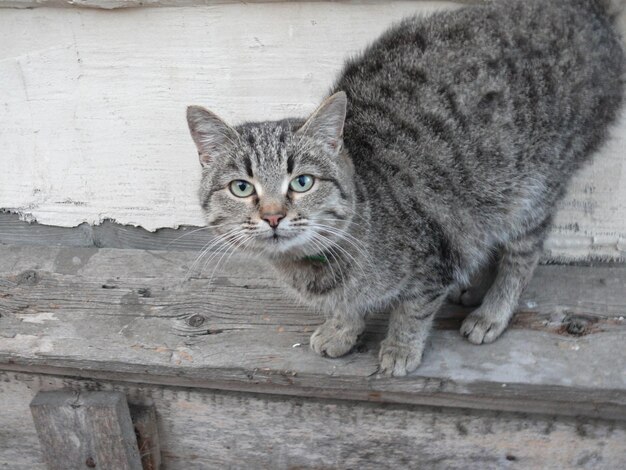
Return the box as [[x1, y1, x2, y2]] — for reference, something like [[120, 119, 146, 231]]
[[0, 212, 211, 252], [30, 391, 143, 470], [1, 212, 621, 263], [2, 245, 625, 421], [5, 372, 624, 468]]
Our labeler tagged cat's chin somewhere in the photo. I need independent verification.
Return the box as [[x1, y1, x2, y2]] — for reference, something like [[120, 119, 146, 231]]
[[243, 227, 343, 259], [247, 233, 314, 258]]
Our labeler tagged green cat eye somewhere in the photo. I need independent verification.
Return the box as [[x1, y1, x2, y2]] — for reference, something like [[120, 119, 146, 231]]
[[289, 175, 315, 193], [229, 180, 255, 198]]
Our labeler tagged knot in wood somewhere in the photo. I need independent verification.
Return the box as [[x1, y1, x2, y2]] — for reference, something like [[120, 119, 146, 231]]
[[17, 270, 39, 285], [187, 314, 206, 327], [565, 316, 590, 336], [85, 456, 96, 468]]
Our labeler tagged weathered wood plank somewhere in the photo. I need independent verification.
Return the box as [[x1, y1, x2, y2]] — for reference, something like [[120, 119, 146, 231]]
[[4, 371, 626, 470], [0, 212, 212, 251], [1, 245, 625, 420], [30, 390, 143, 470]]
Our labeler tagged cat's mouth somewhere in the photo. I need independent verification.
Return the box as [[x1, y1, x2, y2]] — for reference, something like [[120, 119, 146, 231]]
[[268, 231, 297, 243], [254, 229, 312, 254]]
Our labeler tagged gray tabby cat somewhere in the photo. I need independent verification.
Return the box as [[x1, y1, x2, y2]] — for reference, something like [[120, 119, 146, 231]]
[[187, 0, 625, 376]]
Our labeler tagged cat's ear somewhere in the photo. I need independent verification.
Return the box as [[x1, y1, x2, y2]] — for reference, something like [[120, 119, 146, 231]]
[[186, 105, 239, 167], [297, 91, 347, 156]]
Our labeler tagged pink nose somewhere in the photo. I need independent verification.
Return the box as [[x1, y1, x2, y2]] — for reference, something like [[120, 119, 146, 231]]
[[262, 213, 285, 228]]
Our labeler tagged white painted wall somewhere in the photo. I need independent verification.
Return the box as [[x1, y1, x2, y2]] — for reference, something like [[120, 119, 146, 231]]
[[0, 1, 625, 260]]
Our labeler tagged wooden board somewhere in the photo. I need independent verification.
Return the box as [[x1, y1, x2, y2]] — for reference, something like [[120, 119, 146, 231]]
[[1, 245, 625, 421], [0, 210, 623, 264], [30, 390, 143, 470], [0, 212, 211, 251], [3, 371, 626, 469], [0, 1, 625, 261]]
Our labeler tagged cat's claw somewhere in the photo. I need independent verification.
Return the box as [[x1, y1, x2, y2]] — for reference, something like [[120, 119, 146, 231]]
[[378, 340, 423, 377], [310, 320, 359, 358], [460, 309, 508, 344]]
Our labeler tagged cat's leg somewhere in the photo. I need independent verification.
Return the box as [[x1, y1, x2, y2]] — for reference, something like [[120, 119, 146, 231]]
[[460, 223, 547, 344], [379, 294, 446, 377], [310, 310, 365, 358], [448, 254, 500, 307]]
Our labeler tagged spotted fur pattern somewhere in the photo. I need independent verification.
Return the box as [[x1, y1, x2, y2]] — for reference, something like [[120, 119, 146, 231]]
[[187, 0, 625, 376]]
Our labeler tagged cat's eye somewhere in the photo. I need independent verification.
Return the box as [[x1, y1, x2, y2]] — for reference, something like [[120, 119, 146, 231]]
[[289, 175, 314, 193], [229, 180, 255, 198]]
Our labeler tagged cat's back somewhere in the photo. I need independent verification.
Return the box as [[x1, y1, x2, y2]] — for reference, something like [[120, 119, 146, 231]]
[[336, 0, 624, 177]]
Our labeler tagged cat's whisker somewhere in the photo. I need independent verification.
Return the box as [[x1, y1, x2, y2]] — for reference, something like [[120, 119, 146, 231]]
[[312, 224, 371, 257], [205, 233, 254, 289], [198, 235, 243, 285], [186, 228, 243, 280], [340, 205, 371, 226], [185, 237, 226, 281], [308, 233, 353, 313], [314, 218, 364, 228], [310, 229, 368, 278], [308, 223, 372, 270], [198, 230, 248, 276], [191, 228, 241, 269], [165, 224, 229, 249], [309, 232, 347, 287], [307, 234, 345, 301]]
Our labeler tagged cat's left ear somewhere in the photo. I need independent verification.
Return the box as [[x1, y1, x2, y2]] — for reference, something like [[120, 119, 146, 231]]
[[296, 91, 347, 156], [187, 105, 239, 167]]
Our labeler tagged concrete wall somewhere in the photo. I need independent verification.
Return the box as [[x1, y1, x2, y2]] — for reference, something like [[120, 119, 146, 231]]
[[1, 0, 625, 261]]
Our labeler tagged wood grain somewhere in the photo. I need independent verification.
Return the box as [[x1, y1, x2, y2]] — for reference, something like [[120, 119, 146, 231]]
[[30, 390, 142, 470], [0, 212, 213, 251], [3, 371, 626, 469], [1, 245, 625, 421]]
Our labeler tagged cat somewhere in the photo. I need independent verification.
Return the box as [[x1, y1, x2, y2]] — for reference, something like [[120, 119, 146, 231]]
[[186, 0, 625, 376]]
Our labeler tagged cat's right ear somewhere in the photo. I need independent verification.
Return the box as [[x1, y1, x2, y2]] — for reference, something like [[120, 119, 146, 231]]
[[296, 91, 347, 157], [186, 105, 239, 167]]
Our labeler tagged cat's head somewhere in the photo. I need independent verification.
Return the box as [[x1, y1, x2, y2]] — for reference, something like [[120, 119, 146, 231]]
[[186, 92, 355, 258]]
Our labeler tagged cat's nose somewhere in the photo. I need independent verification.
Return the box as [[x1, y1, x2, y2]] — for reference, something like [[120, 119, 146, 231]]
[[262, 213, 285, 229]]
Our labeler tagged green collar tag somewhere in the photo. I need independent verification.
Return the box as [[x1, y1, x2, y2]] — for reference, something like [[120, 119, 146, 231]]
[[302, 254, 329, 264]]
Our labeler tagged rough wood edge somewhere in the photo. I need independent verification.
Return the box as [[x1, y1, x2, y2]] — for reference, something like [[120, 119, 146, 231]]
[[129, 404, 161, 470], [1, 212, 624, 263], [0, 0, 483, 11], [8, 360, 626, 421], [0, 211, 209, 252]]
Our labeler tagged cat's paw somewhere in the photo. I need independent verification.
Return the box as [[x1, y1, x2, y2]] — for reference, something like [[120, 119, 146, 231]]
[[378, 340, 423, 377], [310, 319, 360, 358], [460, 308, 508, 344]]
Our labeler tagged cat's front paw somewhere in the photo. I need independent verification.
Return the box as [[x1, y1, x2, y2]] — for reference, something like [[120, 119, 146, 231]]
[[460, 308, 509, 344], [310, 319, 360, 358], [378, 339, 423, 377]]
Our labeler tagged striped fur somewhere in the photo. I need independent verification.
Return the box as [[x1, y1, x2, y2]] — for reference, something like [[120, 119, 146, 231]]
[[188, 0, 625, 376]]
